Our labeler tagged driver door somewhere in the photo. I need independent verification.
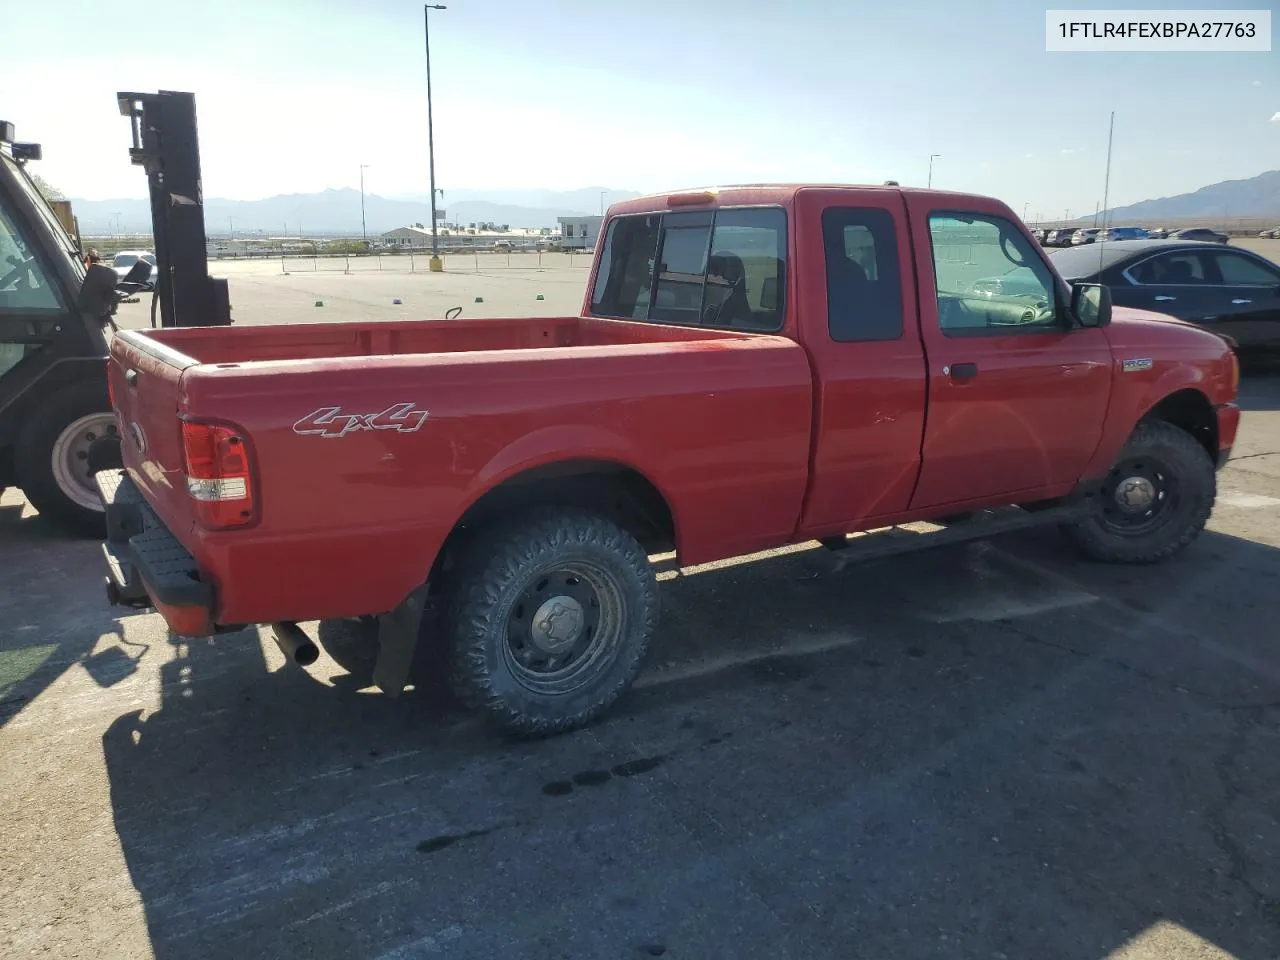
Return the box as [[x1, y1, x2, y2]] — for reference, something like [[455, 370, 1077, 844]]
[[905, 201, 1113, 509]]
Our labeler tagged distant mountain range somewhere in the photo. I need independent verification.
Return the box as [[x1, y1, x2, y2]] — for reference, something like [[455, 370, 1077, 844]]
[[1092, 169, 1280, 222], [68, 187, 641, 237], [67, 169, 1280, 236]]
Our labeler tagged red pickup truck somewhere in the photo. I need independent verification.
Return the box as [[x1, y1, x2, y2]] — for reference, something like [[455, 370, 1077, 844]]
[[96, 185, 1240, 735]]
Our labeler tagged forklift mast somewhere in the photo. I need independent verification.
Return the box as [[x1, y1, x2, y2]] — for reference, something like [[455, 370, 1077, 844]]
[[117, 91, 231, 328]]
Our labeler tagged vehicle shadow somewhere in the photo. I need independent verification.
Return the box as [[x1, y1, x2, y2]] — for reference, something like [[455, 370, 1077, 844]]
[[0, 500, 127, 727], [100, 527, 1280, 959], [1237, 365, 1280, 411]]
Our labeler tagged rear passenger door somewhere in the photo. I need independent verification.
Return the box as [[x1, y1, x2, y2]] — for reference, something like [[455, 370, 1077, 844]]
[[905, 201, 1113, 508], [1203, 249, 1280, 349], [795, 190, 929, 531], [1115, 249, 1220, 322]]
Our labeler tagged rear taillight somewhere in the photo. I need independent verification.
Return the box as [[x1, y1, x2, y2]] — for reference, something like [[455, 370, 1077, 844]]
[[181, 420, 256, 528], [106, 360, 115, 407]]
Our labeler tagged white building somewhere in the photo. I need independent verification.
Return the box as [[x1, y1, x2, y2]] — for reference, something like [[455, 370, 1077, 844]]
[[556, 216, 603, 250], [380, 225, 435, 248]]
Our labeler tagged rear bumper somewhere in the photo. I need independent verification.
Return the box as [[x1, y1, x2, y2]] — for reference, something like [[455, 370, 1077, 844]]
[[95, 469, 219, 637]]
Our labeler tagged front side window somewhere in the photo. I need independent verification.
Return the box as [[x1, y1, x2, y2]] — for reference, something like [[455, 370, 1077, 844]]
[[590, 207, 787, 331], [928, 214, 1058, 335], [1213, 252, 1280, 285], [822, 207, 903, 342], [0, 204, 63, 313]]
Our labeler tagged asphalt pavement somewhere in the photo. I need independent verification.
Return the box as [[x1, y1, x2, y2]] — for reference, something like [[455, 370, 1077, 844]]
[[2, 358, 1279, 958]]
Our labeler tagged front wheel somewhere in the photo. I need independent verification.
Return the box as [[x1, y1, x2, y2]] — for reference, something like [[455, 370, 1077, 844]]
[[444, 508, 659, 737], [1062, 419, 1215, 563], [16, 383, 116, 537]]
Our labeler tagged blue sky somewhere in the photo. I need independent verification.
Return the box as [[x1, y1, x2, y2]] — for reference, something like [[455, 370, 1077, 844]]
[[6, 0, 1277, 219]]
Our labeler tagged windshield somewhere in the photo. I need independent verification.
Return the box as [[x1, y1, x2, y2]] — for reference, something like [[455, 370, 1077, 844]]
[[113, 253, 139, 268], [1, 153, 83, 280]]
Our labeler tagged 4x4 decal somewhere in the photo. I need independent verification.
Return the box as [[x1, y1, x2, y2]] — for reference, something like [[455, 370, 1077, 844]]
[[293, 403, 430, 439]]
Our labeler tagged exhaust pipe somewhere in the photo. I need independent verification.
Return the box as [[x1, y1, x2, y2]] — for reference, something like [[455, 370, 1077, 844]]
[[269, 622, 319, 667]]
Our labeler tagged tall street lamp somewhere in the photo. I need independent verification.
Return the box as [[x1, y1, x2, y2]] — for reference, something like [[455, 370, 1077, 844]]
[[927, 154, 941, 189], [424, 3, 446, 272], [359, 164, 370, 243]]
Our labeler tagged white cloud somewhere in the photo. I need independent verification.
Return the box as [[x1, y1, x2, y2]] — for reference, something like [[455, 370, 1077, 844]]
[[1253, 80, 1263, 86], [1272, 111, 1280, 123], [1060, 148, 1081, 155]]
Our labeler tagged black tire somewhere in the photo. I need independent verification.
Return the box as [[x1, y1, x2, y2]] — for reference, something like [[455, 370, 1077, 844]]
[[16, 382, 115, 538], [444, 508, 659, 737], [1062, 419, 1215, 564]]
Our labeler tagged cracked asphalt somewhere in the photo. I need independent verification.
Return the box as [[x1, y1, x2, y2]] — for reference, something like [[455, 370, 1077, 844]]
[[2, 353, 1279, 958]]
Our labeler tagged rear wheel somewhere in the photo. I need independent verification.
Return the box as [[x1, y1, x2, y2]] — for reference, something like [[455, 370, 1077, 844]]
[[444, 508, 659, 737], [16, 383, 115, 537], [1062, 420, 1215, 563]]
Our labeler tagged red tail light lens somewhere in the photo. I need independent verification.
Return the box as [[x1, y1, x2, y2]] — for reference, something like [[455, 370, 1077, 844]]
[[181, 420, 256, 528], [106, 360, 115, 407]]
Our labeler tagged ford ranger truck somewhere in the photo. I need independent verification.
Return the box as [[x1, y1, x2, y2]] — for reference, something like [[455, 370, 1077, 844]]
[[95, 185, 1240, 736]]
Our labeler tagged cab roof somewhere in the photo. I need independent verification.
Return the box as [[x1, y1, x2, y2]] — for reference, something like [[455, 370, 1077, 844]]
[[611, 183, 998, 215]]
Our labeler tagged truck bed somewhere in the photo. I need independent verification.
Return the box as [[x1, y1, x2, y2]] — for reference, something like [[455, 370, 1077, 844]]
[[106, 313, 815, 625], [132, 315, 750, 366]]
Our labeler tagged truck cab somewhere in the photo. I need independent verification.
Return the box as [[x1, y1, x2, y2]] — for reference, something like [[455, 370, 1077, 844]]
[[0, 121, 122, 533]]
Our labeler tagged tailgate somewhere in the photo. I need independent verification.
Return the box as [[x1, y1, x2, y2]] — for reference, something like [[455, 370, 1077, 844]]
[[107, 330, 199, 538]]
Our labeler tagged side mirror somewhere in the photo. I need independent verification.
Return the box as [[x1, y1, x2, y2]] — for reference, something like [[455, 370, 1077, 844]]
[[1071, 282, 1111, 328], [76, 262, 120, 315], [123, 259, 152, 285]]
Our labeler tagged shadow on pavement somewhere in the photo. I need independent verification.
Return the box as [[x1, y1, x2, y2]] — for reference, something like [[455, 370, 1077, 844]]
[[101, 527, 1280, 959], [0, 503, 128, 727]]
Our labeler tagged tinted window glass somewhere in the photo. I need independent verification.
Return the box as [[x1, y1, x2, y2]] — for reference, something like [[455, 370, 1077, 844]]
[[702, 207, 787, 330], [589, 207, 786, 331], [822, 207, 902, 342], [1129, 252, 1207, 285], [590, 214, 660, 319], [928, 214, 1058, 335], [1214, 252, 1280, 285]]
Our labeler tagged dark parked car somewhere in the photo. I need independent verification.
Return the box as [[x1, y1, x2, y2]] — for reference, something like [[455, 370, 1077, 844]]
[[1049, 239, 1280, 351], [1168, 228, 1229, 244]]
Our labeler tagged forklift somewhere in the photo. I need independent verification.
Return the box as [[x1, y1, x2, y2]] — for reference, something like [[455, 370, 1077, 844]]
[[0, 91, 230, 535]]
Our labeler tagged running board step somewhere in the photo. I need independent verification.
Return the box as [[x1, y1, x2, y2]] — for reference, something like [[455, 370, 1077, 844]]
[[822, 501, 1094, 570]]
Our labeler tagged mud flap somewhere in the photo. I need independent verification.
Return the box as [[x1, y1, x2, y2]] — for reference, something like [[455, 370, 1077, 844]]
[[372, 583, 429, 697]]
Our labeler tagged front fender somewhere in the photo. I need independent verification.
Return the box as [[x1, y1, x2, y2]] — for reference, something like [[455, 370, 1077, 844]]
[[1080, 359, 1214, 480]]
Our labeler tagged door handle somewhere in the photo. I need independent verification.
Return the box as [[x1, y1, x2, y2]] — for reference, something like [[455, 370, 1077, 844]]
[[1231, 298, 1252, 305], [1153, 295, 1176, 301], [946, 362, 978, 382]]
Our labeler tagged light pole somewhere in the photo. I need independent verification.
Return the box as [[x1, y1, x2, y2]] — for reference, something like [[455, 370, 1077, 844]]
[[424, 3, 447, 272], [359, 164, 370, 243], [599, 190, 606, 216], [1022, 202, 1029, 221], [927, 154, 941, 189]]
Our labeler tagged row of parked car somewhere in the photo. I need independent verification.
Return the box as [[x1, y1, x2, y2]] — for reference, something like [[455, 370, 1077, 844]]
[[1035, 226, 1231, 247]]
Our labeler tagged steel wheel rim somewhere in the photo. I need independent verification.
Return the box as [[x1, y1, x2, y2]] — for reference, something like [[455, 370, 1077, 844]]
[[1098, 455, 1178, 536], [50, 413, 117, 512], [501, 560, 623, 696]]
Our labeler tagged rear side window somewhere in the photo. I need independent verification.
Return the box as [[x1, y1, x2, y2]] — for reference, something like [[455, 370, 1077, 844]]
[[822, 207, 903, 342], [590, 207, 786, 331], [1212, 252, 1280, 285]]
